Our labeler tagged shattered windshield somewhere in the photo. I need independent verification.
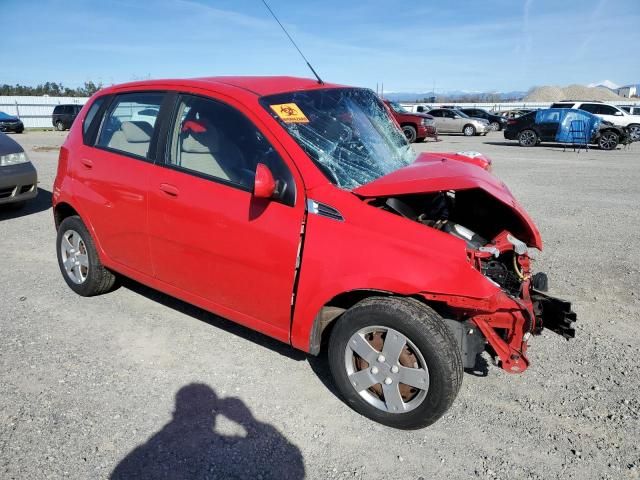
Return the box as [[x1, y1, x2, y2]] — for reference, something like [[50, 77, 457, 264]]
[[260, 88, 416, 189]]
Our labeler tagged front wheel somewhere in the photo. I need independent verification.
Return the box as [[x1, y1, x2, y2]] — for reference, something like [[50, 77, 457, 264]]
[[328, 297, 463, 430], [463, 125, 476, 136], [598, 131, 619, 150], [402, 125, 417, 143], [518, 129, 538, 147], [56, 216, 117, 296]]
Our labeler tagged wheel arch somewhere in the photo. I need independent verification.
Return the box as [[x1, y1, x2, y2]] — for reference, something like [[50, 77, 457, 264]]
[[53, 201, 80, 229], [305, 289, 450, 356]]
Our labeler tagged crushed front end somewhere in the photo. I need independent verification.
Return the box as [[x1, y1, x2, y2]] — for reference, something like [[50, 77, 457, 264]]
[[463, 231, 577, 373], [367, 186, 577, 374]]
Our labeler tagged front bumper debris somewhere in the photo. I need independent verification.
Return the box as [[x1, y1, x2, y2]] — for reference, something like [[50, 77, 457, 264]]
[[531, 291, 577, 339]]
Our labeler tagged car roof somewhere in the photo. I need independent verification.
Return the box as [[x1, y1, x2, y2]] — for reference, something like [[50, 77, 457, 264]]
[[103, 76, 347, 97]]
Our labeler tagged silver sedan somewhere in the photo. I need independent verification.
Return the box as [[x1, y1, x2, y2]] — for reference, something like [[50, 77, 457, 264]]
[[427, 108, 490, 136]]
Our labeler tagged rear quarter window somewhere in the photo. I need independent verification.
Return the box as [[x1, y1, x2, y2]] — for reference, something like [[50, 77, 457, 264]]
[[83, 97, 106, 138]]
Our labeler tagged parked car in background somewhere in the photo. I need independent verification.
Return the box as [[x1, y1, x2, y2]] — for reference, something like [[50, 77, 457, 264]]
[[459, 108, 508, 131], [52, 104, 83, 131], [53, 76, 575, 429], [0, 112, 24, 133], [550, 101, 640, 142], [620, 105, 640, 115], [383, 100, 436, 142], [427, 108, 490, 136], [0, 132, 37, 207], [498, 109, 536, 119], [504, 108, 631, 150]]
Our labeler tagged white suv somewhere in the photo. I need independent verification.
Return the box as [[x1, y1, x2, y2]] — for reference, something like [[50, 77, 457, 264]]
[[550, 101, 640, 141]]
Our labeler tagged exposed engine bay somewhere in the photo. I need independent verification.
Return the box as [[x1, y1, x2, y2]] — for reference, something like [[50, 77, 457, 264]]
[[371, 188, 535, 296]]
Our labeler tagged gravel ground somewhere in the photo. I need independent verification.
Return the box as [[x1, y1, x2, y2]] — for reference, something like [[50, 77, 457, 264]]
[[1, 130, 639, 480]]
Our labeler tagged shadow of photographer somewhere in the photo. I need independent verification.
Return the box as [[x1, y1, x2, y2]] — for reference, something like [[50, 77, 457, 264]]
[[110, 383, 305, 480]]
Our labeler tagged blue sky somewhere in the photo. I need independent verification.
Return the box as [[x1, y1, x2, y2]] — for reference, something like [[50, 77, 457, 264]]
[[1, 0, 638, 92]]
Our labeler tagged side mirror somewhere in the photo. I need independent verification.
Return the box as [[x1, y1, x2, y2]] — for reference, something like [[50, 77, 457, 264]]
[[253, 163, 276, 199]]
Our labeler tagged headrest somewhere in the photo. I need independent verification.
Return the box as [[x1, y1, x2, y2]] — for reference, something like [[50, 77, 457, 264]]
[[121, 121, 152, 143], [181, 124, 220, 154]]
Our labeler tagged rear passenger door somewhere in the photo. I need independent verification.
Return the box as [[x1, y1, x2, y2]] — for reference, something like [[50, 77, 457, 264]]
[[76, 91, 166, 276]]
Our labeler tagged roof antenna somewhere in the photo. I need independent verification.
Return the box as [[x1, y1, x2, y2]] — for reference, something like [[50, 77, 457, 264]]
[[261, 0, 324, 84]]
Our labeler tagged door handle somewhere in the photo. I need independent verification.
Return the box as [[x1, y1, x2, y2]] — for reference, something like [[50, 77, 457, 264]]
[[159, 183, 179, 197], [80, 158, 93, 169]]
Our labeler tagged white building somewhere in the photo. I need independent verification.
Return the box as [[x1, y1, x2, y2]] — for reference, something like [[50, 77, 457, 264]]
[[616, 85, 637, 98]]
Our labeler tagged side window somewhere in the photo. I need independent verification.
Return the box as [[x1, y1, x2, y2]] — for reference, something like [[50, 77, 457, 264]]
[[538, 110, 560, 123], [598, 105, 619, 116], [445, 110, 456, 118], [96, 93, 163, 159], [83, 98, 105, 136], [167, 94, 295, 203], [579, 104, 599, 114], [430, 110, 442, 117]]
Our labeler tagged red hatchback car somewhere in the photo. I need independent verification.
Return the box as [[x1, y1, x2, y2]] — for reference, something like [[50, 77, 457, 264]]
[[53, 76, 576, 429]]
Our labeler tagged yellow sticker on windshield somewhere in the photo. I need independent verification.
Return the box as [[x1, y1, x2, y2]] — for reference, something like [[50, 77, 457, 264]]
[[270, 103, 309, 123]]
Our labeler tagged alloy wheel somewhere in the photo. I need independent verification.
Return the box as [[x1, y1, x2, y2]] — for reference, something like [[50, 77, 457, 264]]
[[599, 132, 618, 150], [519, 130, 536, 146], [628, 125, 640, 142], [344, 326, 429, 413], [60, 229, 89, 284]]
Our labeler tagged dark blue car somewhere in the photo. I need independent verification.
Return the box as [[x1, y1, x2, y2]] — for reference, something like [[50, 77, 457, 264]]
[[0, 111, 24, 134], [504, 108, 631, 150]]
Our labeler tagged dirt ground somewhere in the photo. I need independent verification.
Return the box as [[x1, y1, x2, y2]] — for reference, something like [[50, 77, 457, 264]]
[[1, 130, 639, 480]]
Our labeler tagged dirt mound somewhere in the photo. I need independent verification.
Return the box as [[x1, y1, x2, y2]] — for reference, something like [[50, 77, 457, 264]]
[[525, 84, 624, 102]]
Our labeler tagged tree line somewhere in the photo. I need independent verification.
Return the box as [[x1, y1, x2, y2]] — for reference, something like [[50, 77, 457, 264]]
[[0, 81, 102, 97]]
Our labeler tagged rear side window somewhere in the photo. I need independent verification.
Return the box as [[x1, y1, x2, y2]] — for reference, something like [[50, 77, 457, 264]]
[[537, 110, 561, 123], [96, 93, 163, 159], [83, 98, 105, 136]]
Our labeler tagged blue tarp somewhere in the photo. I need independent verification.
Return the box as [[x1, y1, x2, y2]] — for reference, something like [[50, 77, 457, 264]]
[[535, 108, 601, 143]]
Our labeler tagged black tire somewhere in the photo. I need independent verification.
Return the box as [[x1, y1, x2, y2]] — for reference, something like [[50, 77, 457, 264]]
[[518, 129, 537, 147], [462, 124, 476, 136], [328, 297, 463, 430], [628, 124, 640, 142], [15, 129, 24, 134], [55, 120, 65, 131], [489, 121, 500, 131], [56, 215, 117, 296], [414, 137, 426, 143], [402, 125, 417, 143], [598, 131, 619, 150]]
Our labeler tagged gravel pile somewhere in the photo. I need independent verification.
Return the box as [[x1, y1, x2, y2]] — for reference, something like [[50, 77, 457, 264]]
[[525, 84, 625, 102]]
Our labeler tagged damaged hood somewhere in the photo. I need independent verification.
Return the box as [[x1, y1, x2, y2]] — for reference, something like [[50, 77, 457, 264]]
[[354, 154, 542, 249]]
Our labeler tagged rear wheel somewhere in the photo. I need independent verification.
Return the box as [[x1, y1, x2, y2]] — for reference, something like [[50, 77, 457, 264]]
[[628, 124, 640, 142], [518, 129, 537, 147], [598, 131, 619, 150], [55, 120, 65, 131], [463, 125, 476, 136], [489, 121, 500, 131], [328, 297, 463, 430], [402, 125, 417, 143], [56, 216, 117, 296]]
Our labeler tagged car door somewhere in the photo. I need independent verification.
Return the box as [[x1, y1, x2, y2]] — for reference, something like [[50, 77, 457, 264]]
[[74, 91, 165, 276], [428, 110, 446, 131], [147, 92, 305, 339], [449, 110, 466, 131], [536, 110, 561, 141]]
